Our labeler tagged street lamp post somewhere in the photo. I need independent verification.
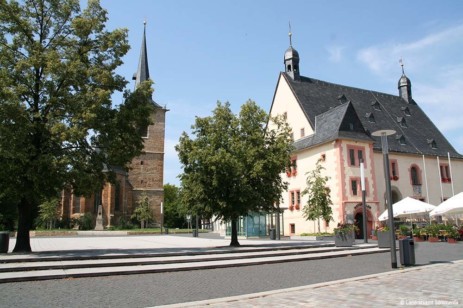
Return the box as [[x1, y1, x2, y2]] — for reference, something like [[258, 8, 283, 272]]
[[160, 202, 164, 234], [372, 129, 397, 269], [360, 159, 367, 243]]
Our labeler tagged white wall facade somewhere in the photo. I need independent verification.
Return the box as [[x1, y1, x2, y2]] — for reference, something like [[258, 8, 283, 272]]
[[269, 75, 463, 236]]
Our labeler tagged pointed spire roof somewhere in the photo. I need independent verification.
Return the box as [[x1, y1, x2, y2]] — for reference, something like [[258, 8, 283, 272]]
[[133, 21, 150, 88], [398, 58, 411, 88]]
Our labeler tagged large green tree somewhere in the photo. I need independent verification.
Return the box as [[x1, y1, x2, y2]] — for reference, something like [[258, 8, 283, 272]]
[[163, 184, 187, 228], [301, 159, 333, 233], [0, 0, 154, 252], [176, 101, 292, 246]]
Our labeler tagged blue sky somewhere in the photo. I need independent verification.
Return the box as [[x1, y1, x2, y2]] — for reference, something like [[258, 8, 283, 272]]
[[97, 0, 463, 186]]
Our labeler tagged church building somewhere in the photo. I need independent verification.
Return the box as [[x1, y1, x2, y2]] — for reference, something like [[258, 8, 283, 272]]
[[59, 23, 167, 228], [268, 30, 463, 237]]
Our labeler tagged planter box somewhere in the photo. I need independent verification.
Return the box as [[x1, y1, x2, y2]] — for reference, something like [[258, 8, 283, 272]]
[[290, 235, 334, 241], [0, 231, 9, 253], [447, 238, 458, 244], [334, 231, 355, 247], [413, 236, 424, 242], [377, 231, 392, 248], [428, 236, 439, 242]]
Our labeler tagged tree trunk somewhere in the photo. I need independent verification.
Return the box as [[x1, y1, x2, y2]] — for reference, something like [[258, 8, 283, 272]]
[[13, 198, 33, 252], [317, 218, 321, 233], [229, 218, 240, 247]]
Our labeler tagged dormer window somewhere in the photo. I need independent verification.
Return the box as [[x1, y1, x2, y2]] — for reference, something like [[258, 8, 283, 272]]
[[371, 100, 381, 111], [365, 112, 375, 123], [338, 94, 348, 104], [401, 106, 411, 116], [397, 117, 407, 128], [427, 139, 437, 149], [396, 134, 406, 145]]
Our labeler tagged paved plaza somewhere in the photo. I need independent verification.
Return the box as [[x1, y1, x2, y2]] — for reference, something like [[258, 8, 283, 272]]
[[1, 234, 462, 307]]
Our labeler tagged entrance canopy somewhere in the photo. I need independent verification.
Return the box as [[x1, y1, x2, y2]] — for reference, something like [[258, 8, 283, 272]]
[[430, 192, 463, 217], [378, 197, 436, 221]]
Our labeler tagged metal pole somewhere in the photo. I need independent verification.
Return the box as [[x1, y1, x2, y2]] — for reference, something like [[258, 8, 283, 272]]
[[448, 152, 455, 196], [360, 159, 368, 243], [422, 155, 430, 203], [160, 202, 163, 234], [381, 133, 397, 268]]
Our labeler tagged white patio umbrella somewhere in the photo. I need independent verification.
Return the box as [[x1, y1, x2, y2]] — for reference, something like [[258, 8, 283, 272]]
[[430, 192, 463, 217], [378, 197, 436, 221]]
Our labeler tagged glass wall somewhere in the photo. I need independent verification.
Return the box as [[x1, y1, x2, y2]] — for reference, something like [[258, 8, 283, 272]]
[[225, 212, 268, 237]]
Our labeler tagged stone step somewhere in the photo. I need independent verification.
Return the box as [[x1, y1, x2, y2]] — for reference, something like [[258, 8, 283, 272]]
[[0, 245, 387, 283]]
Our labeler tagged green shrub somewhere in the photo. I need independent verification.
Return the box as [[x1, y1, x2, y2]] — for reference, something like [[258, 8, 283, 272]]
[[399, 225, 410, 236], [78, 213, 94, 230]]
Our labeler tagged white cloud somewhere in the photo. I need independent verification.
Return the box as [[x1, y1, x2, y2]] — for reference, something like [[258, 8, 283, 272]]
[[326, 45, 345, 63], [357, 23, 463, 78]]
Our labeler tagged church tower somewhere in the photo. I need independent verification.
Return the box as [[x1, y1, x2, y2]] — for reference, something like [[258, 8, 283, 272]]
[[128, 22, 167, 223], [398, 60, 412, 103], [284, 24, 300, 81]]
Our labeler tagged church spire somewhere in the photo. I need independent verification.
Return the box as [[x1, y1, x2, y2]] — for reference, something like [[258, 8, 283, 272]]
[[284, 22, 300, 80], [133, 21, 150, 88], [289, 21, 293, 47], [398, 58, 412, 103]]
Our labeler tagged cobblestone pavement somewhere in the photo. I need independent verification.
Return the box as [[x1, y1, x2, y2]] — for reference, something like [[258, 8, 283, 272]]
[[161, 260, 463, 307]]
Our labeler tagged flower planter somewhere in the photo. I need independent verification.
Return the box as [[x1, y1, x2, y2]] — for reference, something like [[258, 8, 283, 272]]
[[413, 236, 424, 242], [428, 236, 439, 242], [0, 231, 9, 253], [377, 231, 392, 248], [334, 231, 355, 247], [447, 238, 458, 244]]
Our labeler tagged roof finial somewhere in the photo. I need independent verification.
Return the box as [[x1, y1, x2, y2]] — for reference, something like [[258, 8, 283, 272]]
[[289, 21, 292, 47], [399, 58, 405, 75]]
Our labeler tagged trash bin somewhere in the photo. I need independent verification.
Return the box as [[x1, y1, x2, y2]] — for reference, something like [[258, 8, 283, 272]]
[[192, 230, 198, 237], [269, 228, 276, 240], [399, 238, 415, 266], [164, 228, 169, 234]]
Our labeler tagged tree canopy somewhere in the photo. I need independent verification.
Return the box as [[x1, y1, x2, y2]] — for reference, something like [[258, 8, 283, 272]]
[[301, 159, 333, 233], [0, 0, 154, 251], [163, 184, 188, 228], [176, 101, 292, 246]]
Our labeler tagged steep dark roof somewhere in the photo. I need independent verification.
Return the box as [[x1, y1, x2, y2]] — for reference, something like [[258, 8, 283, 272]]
[[294, 101, 372, 150], [284, 73, 462, 158]]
